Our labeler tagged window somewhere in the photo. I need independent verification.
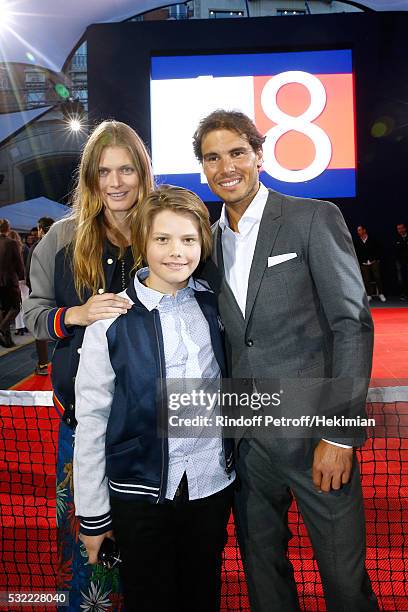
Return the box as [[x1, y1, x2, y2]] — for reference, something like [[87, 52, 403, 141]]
[[71, 54, 87, 71], [0, 69, 9, 90], [26, 91, 45, 106], [168, 3, 189, 19], [209, 10, 244, 18], [277, 9, 306, 16], [25, 69, 46, 84]]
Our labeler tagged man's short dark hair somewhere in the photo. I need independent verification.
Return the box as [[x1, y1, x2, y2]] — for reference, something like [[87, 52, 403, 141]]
[[37, 216, 55, 234], [193, 109, 266, 162]]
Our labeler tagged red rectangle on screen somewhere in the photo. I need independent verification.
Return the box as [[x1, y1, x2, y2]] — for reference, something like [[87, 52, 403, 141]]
[[254, 73, 356, 171]]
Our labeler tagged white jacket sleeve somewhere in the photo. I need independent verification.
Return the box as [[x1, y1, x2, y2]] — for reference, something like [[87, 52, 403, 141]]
[[73, 317, 116, 535]]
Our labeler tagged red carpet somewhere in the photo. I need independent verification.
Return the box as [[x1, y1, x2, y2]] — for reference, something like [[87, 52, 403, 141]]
[[371, 308, 408, 383], [10, 308, 408, 393], [10, 371, 52, 392], [1, 307, 407, 610]]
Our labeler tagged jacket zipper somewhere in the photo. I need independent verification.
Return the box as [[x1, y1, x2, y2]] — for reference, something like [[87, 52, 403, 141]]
[[153, 310, 167, 503]]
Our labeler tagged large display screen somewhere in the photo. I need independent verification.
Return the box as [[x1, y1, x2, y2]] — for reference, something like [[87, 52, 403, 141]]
[[150, 49, 356, 200]]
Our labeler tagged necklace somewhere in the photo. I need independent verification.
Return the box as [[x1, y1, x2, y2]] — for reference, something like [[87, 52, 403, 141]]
[[120, 257, 126, 291]]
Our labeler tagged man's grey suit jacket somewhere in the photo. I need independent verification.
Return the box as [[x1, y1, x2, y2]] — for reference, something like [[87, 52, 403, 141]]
[[202, 189, 374, 448]]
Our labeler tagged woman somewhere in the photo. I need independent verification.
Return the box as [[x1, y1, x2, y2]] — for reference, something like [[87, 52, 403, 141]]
[[24, 120, 154, 610], [9, 229, 29, 267], [8, 229, 29, 335]]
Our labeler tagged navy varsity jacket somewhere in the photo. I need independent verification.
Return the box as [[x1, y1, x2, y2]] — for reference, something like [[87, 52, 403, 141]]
[[73, 277, 234, 536]]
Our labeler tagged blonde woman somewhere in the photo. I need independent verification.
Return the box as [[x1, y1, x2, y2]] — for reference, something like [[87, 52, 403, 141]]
[[24, 120, 153, 610]]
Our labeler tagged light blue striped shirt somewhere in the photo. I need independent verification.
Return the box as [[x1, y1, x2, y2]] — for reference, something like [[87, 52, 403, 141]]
[[134, 268, 234, 500]]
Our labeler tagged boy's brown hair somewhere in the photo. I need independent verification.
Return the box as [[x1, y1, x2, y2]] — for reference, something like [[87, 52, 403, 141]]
[[134, 185, 212, 262]]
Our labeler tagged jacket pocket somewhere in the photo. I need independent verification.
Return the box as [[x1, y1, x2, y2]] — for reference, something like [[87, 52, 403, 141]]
[[106, 435, 143, 455], [264, 255, 304, 277], [297, 362, 325, 388], [106, 435, 145, 478]]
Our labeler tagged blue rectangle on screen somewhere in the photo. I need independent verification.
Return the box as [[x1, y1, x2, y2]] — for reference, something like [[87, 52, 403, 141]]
[[151, 50, 352, 80], [155, 169, 356, 200]]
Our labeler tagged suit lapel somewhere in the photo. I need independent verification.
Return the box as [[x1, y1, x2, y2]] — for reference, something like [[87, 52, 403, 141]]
[[214, 222, 223, 270], [244, 190, 283, 322]]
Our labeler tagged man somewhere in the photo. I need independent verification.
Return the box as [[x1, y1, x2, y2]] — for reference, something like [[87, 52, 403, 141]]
[[394, 222, 408, 300], [26, 226, 39, 249], [26, 216, 54, 374], [25, 216, 54, 290], [354, 225, 386, 302], [0, 218, 24, 348], [193, 110, 378, 611]]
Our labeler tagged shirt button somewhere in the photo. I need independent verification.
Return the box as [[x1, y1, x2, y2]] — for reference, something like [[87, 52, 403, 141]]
[[98, 288, 104, 294], [77, 348, 81, 354], [246, 339, 254, 347], [107, 258, 113, 265]]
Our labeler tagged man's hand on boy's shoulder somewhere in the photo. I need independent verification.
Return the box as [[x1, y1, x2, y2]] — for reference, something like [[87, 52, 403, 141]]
[[80, 530, 114, 564]]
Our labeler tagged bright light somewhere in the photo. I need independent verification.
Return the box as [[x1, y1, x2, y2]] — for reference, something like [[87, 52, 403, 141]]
[[69, 118, 82, 132], [0, 1, 12, 26]]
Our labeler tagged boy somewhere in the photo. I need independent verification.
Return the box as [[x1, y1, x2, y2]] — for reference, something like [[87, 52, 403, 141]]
[[73, 185, 234, 611]]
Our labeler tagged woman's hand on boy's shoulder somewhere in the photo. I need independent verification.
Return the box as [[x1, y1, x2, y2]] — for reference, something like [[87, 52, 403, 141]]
[[65, 293, 132, 327], [80, 529, 114, 564]]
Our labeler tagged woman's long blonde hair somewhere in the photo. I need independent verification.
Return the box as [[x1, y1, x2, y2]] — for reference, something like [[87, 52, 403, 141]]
[[71, 120, 154, 299]]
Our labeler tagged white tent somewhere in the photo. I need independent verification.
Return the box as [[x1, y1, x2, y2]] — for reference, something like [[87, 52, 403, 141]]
[[0, 197, 71, 231], [0, 107, 53, 145], [0, 0, 182, 72]]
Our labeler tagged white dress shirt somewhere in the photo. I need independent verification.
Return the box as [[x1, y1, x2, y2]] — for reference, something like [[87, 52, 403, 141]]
[[219, 183, 269, 318], [135, 269, 235, 499]]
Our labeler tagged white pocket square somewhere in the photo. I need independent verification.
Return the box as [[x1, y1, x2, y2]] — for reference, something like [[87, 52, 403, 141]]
[[268, 253, 298, 267]]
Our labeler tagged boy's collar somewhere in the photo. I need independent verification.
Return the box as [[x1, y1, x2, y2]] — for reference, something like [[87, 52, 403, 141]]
[[126, 267, 211, 312]]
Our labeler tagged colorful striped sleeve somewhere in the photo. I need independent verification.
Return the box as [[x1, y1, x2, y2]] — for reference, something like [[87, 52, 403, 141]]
[[46, 307, 73, 339]]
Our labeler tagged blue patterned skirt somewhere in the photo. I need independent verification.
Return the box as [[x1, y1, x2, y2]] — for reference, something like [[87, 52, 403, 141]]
[[56, 421, 124, 611]]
